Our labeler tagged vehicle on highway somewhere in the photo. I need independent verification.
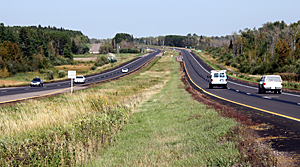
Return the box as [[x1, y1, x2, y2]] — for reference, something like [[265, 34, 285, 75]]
[[258, 75, 282, 94], [122, 68, 128, 73], [208, 70, 227, 89], [74, 75, 86, 83], [30, 78, 44, 87]]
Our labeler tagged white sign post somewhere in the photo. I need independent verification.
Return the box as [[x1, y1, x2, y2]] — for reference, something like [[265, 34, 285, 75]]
[[68, 70, 76, 94]]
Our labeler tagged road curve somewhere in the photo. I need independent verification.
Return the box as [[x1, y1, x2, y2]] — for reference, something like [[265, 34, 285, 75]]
[[180, 49, 300, 122], [0, 49, 162, 104]]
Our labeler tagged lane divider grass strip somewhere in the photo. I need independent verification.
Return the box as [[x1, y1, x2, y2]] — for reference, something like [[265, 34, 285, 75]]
[[183, 61, 300, 123], [0, 55, 158, 105]]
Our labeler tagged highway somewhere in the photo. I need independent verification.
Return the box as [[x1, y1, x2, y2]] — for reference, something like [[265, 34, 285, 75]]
[[0, 49, 161, 103], [180, 49, 300, 122]]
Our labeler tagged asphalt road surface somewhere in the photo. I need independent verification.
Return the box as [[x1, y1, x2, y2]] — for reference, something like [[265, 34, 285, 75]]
[[0, 49, 161, 103], [179, 48, 300, 155]]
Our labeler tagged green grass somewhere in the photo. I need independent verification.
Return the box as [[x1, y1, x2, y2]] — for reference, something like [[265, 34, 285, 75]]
[[88, 55, 240, 166]]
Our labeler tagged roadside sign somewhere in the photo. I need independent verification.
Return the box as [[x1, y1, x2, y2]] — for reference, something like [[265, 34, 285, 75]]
[[68, 70, 76, 78], [68, 70, 76, 94]]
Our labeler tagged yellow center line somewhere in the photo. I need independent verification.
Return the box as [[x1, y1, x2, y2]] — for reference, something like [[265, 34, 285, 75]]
[[183, 61, 300, 122]]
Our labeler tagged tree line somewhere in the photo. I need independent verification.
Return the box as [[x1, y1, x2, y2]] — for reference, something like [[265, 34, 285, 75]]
[[99, 33, 140, 54], [134, 20, 300, 80], [205, 21, 300, 80], [0, 23, 90, 77]]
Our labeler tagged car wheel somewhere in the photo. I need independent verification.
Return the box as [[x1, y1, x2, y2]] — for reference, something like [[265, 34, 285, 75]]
[[258, 87, 261, 94], [278, 90, 282, 94], [223, 85, 227, 89], [209, 84, 213, 89]]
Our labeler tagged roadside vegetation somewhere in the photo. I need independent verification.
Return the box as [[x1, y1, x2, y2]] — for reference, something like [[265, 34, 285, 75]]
[[0, 50, 168, 166], [0, 52, 144, 87], [0, 49, 280, 166], [192, 50, 300, 90], [88, 50, 277, 166]]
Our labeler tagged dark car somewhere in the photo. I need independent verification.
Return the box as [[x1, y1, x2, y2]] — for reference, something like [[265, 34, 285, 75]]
[[30, 78, 44, 87]]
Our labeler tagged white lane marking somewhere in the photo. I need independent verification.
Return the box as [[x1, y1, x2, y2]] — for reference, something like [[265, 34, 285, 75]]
[[43, 51, 160, 86], [186, 50, 300, 98], [88, 50, 160, 80], [298, 103, 300, 105], [187, 51, 210, 74], [227, 81, 257, 89], [247, 93, 251, 95], [263, 96, 272, 99], [1, 90, 7, 92], [236, 90, 239, 92]]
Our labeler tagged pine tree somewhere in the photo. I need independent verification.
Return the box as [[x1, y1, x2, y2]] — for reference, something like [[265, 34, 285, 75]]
[[71, 39, 78, 54]]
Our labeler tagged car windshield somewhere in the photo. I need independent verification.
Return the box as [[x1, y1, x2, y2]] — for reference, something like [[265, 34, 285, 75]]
[[76, 76, 83, 79], [214, 73, 219, 77], [266, 77, 281, 82], [32, 78, 41, 81]]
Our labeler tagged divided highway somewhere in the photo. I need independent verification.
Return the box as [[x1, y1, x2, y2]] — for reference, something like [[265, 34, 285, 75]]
[[180, 49, 300, 122], [0, 49, 161, 103]]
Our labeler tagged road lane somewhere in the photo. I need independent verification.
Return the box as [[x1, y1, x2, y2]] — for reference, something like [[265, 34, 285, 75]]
[[180, 49, 300, 122], [0, 50, 161, 103]]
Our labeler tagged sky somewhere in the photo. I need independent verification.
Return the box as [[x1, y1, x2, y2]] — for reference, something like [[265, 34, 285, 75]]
[[1, 0, 300, 39]]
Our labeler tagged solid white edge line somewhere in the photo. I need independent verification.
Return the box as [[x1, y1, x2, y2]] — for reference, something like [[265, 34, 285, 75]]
[[186, 50, 300, 98]]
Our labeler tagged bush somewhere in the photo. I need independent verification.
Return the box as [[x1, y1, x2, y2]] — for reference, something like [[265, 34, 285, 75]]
[[91, 65, 97, 70], [46, 70, 54, 80], [275, 73, 298, 81], [58, 70, 66, 78], [38, 68, 46, 74]]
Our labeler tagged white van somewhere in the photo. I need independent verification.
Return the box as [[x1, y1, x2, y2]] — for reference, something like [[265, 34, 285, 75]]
[[209, 70, 227, 89], [258, 75, 282, 94]]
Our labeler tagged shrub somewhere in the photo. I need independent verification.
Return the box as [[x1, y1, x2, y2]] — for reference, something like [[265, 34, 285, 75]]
[[38, 68, 45, 74], [91, 65, 97, 70], [45, 70, 54, 80], [58, 70, 66, 78]]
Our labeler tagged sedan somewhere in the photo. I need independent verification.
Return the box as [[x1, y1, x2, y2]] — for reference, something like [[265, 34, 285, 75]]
[[74, 75, 86, 83], [30, 78, 44, 87]]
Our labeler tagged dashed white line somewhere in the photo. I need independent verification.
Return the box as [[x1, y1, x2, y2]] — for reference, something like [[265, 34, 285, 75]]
[[263, 96, 272, 99], [247, 93, 251, 95], [186, 50, 300, 98]]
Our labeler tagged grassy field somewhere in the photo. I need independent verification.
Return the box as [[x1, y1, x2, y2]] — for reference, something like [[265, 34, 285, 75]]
[[0, 51, 173, 166], [88, 55, 242, 166], [0, 49, 278, 166]]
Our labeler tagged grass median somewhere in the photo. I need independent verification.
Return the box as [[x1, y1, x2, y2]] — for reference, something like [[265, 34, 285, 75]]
[[89, 56, 241, 166]]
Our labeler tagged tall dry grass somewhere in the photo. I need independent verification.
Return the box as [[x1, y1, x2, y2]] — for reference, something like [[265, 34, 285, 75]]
[[0, 51, 176, 166]]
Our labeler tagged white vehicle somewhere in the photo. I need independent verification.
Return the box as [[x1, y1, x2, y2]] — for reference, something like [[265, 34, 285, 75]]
[[74, 75, 86, 83], [122, 68, 128, 73], [209, 70, 227, 89], [258, 75, 282, 94]]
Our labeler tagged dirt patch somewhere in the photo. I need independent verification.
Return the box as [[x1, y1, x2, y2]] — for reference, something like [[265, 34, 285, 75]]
[[74, 57, 97, 61], [0, 80, 25, 86]]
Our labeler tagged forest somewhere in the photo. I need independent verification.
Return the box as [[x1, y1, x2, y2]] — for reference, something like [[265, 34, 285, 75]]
[[0, 23, 89, 77], [205, 21, 300, 79], [135, 20, 300, 80]]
